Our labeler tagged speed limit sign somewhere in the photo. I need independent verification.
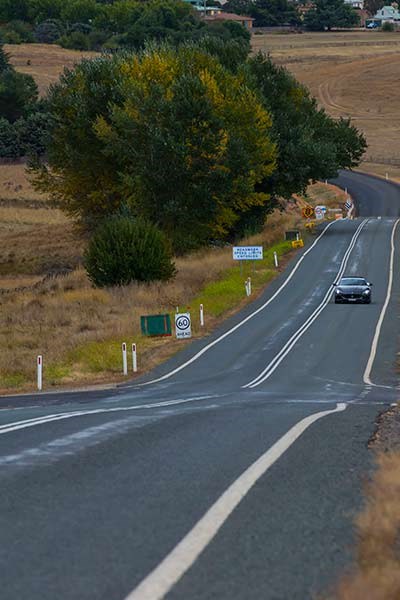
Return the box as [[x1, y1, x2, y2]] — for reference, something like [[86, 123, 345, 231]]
[[175, 313, 192, 339]]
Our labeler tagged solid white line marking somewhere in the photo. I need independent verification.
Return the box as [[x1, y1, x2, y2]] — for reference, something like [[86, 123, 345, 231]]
[[363, 219, 400, 385], [243, 220, 368, 388], [0, 395, 219, 436], [124, 403, 347, 600], [138, 221, 339, 387]]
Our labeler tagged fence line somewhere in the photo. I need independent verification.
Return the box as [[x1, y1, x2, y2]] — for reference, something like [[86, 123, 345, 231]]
[[362, 156, 400, 167]]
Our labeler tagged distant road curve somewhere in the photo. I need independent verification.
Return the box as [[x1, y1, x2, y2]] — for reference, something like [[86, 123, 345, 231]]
[[331, 169, 400, 217]]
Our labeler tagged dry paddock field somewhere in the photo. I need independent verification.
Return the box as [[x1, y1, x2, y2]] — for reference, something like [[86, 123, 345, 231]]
[[253, 30, 400, 180], [7, 32, 400, 176]]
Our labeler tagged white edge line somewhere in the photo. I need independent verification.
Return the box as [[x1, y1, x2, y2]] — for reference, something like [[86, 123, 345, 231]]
[[0, 395, 219, 436], [124, 402, 347, 600], [363, 218, 400, 385], [139, 221, 338, 386], [243, 219, 368, 388]]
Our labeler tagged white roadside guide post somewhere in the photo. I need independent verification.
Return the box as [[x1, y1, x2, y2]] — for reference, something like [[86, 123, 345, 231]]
[[37, 355, 43, 391], [200, 304, 205, 327], [245, 277, 252, 296], [122, 342, 128, 376], [273, 251, 278, 268], [132, 343, 137, 373], [386, 172, 389, 180]]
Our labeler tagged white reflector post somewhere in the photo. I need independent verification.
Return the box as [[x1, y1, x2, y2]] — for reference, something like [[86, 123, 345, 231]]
[[132, 343, 137, 373], [200, 304, 204, 327], [37, 355, 42, 391], [122, 342, 128, 376], [274, 251, 278, 268], [245, 277, 252, 297]]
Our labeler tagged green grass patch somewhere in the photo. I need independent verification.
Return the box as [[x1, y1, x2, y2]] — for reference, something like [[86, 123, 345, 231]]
[[68, 338, 129, 373], [0, 372, 28, 388], [46, 363, 72, 385], [7, 239, 295, 390], [189, 240, 292, 318]]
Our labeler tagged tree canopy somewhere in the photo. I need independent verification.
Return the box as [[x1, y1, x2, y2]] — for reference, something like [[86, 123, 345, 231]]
[[245, 54, 366, 200], [33, 45, 276, 251], [0, 0, 251, 51], [31, 41, 366, 251], [304, 0, 360, 31], [0, 39, 50, 157], [223, 0, 301, 26]]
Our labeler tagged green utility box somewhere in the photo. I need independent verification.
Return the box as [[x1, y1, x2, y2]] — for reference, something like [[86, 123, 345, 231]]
[[140, 314, 172, 337]]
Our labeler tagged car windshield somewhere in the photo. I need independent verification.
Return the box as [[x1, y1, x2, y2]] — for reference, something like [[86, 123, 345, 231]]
[[339, 277, 367, 286]]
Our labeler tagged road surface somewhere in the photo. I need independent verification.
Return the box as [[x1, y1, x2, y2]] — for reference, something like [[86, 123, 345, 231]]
[[0, 171, 399, 600]]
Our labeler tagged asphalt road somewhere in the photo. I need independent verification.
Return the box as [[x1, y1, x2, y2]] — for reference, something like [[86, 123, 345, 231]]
[[1, 171, 400, 600]]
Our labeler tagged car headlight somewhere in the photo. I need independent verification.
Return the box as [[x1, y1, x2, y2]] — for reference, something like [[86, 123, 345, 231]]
[[335, 288, 341, 294], [363, 289, 371, 295]]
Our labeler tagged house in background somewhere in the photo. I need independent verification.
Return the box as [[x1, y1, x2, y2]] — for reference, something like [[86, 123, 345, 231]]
[[372, 4, 400, 21], [344, 0, 364, 8], [183, 0, 223, 17], [183, 0, 253, 27], [204, 12, 254, 29]]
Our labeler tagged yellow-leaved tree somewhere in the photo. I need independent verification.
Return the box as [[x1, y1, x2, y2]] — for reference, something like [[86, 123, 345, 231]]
[[33, 43, 276, 252]]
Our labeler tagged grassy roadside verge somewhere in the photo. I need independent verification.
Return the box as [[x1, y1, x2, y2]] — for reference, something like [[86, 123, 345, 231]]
[[0, 212, 300, 394], [327, 405, 400, 600], [0, 173, 347, 395]]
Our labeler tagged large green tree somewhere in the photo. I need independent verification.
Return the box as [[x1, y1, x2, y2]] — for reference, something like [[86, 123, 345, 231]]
[[224, 0, 301, 26], [364, 0, 384, 15], [0, 41, 38, 122], [33, 45, 276, 251], [245, 54, 366, 200], [304, 0, 359, 30]]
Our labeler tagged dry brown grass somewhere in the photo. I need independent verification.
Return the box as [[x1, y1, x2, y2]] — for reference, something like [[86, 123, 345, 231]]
[[5, 43, 97, 95], [330, 450, 400, 600], [253, 30, 400, 180], [302, 182, 349, 209], [0, 202, 84, 276], [0, 163, 46, 202], [0, 209, 301, 391]]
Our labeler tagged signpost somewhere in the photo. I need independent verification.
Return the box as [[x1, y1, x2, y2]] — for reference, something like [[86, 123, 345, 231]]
[[233, 245, 263, 276], [232, 246, 263, 261], [175, 313, 192, 340], [314, 205, 326, 220], [302, 206, 315, 219], [345, 199, 354, 219]]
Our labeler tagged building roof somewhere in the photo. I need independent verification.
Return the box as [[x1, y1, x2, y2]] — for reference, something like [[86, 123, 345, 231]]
[[204, 12, 255, 22]]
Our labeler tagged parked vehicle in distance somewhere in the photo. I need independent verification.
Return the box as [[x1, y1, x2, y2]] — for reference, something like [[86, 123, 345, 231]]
[[366, 21, 379, 28], [334, 277, 372, 304]]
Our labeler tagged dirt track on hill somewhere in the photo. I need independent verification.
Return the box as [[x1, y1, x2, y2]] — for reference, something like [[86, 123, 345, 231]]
[[253, 31, 400, 179]]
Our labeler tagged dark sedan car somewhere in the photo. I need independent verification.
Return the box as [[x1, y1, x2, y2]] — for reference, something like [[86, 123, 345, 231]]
[[334, 277, 372, 304]]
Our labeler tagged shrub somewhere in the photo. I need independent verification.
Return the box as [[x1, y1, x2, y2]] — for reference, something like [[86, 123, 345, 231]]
[[382, 21, 394, 31], [15, 110, 52, 156], [0, 117, 21, 158], [84, 217, 176, 287], [0, 68, 38, 122], [35, 19, 65, 43], [58, 31, 90, 50], [0, 20, 34, 43]]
